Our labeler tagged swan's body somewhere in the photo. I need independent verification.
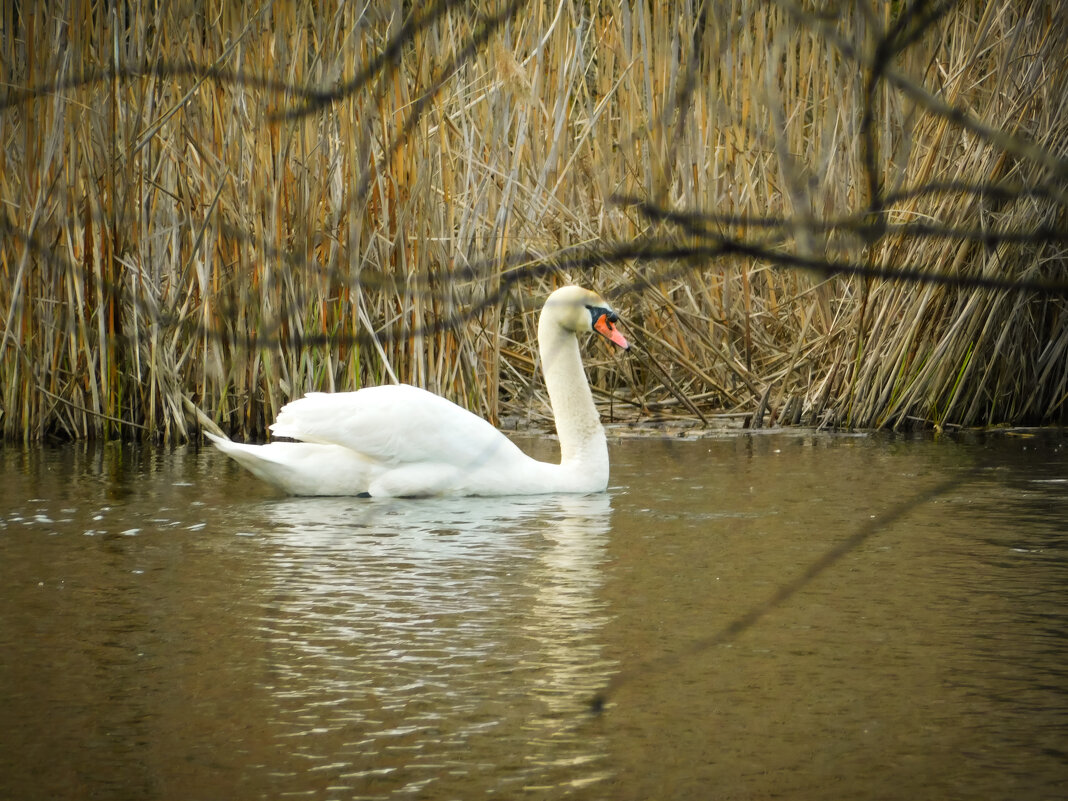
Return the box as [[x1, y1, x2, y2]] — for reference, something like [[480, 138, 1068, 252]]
[[208, 286, 628, 497]]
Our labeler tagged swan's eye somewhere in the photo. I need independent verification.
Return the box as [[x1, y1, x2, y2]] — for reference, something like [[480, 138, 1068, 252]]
[[586, 304, 618, 323]]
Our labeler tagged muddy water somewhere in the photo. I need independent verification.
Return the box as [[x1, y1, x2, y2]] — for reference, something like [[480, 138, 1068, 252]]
[[0, 431, 1065, 800]]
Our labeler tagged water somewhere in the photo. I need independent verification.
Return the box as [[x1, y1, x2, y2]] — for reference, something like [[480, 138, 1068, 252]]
[[1, 430, 1065, 800]]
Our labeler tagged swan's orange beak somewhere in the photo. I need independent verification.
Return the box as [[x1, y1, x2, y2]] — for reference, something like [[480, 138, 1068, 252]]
[[593, 311, 629, 350]]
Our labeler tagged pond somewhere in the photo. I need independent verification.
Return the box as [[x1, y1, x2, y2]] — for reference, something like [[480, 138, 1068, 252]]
[[1, 429, 1065, 800]]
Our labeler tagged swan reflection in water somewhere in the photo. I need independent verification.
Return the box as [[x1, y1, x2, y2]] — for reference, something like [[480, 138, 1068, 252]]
[[245, 492, 615, 794]]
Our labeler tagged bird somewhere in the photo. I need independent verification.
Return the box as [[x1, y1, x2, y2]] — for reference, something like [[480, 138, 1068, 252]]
[[206, 285, 629, 497]]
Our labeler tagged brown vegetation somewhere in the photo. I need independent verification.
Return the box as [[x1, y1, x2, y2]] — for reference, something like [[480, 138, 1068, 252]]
[[1, 0, 1066, 442]]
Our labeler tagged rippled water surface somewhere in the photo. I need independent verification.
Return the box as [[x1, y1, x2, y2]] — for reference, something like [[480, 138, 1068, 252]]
[[1, 430, 1066, 800]]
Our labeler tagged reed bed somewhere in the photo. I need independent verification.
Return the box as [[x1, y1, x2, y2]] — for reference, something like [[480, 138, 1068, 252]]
[[1, 0, 1066, 442]]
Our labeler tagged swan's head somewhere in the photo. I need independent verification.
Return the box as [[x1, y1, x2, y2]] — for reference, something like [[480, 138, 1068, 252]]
[[543, 286, 629, 350]]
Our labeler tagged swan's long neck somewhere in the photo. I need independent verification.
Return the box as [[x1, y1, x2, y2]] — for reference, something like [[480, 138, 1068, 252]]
[[538, 315, 607, 477]]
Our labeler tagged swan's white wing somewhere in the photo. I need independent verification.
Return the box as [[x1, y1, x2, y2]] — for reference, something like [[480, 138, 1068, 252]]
[[269, 384, 528, 470]]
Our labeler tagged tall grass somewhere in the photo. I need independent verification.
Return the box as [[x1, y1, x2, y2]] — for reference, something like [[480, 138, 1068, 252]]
[[1, 0, 1065, 441]]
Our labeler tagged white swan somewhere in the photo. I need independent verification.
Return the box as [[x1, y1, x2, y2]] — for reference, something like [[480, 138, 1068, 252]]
[[206, 286, 629, 497]]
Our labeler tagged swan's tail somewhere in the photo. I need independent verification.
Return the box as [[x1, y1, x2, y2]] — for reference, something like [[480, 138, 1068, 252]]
[[204, 432, 287, 487], [204, 431, 372, 495]]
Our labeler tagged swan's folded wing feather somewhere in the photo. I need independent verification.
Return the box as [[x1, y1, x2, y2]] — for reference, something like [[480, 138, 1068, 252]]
[[269, 384, 527, 469]]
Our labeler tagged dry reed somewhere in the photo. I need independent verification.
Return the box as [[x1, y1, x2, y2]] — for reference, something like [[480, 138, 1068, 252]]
[[1, 0, 1065, 441]]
